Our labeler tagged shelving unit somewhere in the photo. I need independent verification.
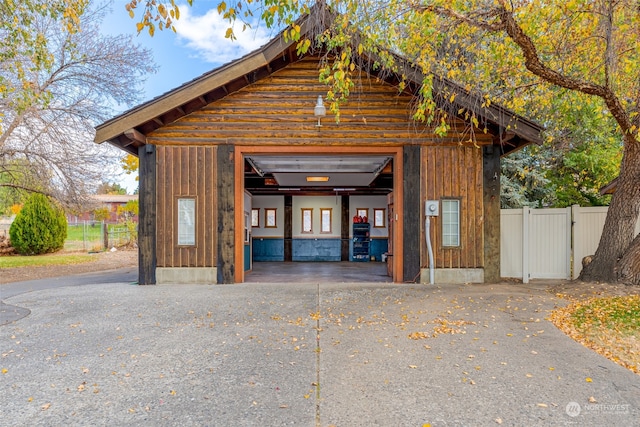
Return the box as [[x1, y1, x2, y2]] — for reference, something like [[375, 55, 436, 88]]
[[352, 223, 370, 262]]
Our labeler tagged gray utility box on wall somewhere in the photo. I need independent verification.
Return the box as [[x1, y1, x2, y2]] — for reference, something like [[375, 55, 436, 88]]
[[425, 200, 439, 216]]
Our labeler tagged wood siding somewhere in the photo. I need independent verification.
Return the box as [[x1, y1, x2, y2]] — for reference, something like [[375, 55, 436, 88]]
[[147, 56, 491, 147], [422, 145, 484, 269], [156, 145, 217, 268], [150, 56, 491, 278]]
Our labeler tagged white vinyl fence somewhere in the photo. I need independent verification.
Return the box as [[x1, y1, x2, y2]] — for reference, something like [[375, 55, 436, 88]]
[[501, 206, 640, 282]]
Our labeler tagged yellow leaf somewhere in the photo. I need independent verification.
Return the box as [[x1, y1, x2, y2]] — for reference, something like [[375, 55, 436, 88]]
[[1, 368, 7, 374], [170, 390, 177, 395], [586, 377, 592, 382], [136, 22, 144, 33]]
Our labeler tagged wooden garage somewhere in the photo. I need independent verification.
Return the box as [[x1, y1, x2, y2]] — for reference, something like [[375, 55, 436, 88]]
[[94, 9, 542, 285]]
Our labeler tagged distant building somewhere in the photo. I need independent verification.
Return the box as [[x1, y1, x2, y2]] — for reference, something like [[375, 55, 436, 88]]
[[67, 194, 138, 223]]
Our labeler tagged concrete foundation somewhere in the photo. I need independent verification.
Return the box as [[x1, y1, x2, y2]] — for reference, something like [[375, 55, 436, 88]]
[[420, 268, 485, 284], [156, 267, 218, 284]]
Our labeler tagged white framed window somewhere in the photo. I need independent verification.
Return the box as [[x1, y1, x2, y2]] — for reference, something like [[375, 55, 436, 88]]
[[251, 208, 260, 227], [177, 198, 196, 246], [320, 208, 332, 233], [302, 208, 313, 233], [265, 208, 277, 228], [373, 208, 385, 228], [441, 199, 460, 247]]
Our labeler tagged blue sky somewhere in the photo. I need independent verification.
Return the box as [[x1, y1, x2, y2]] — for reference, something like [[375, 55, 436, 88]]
[[102, 1, 274, 192], [104, 1, 273, 102]]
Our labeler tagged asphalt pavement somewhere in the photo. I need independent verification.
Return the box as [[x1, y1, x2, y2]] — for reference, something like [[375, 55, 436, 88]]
[[0, 277, 638, 426]]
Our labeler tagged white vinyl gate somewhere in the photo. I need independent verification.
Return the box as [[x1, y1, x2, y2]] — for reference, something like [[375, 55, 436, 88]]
[[500, 207, 571, 283], [500, 205, 640, 283], [501, 206, 640, 282]]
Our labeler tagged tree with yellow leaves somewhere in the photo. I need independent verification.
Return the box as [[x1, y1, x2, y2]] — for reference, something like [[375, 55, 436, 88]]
[[127, 0, 640, 284]]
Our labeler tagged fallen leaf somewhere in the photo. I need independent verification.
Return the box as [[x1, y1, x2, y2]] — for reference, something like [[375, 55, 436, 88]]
[[495, 418, 503, 424], [589, 396, 597, 403], [42, 403, 51, 411], [1, 368, 7, 374], [586, 377, 592, 383], [537, 403, 548, 407], [409, 365, 418, 369], [279, 404, 288, 408]]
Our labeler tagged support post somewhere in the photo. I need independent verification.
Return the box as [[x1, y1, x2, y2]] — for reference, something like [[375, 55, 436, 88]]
[[138, 143, 157, 285], [284, 195, 292, 261], [217, 145, 235, 283], [341, 195, 350, 261], [403, 145, 421, 282], [483, 145, 501, 283]]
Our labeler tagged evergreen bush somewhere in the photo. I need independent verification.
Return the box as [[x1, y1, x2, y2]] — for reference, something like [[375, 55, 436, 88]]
[[9, 193, 67, 255]]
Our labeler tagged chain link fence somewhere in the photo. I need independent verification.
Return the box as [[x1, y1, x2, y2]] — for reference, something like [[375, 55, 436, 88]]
[[65, 221, 137, 252]]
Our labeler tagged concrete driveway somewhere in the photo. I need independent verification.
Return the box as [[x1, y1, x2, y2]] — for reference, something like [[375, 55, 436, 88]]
[[1, 280, 638, 426]]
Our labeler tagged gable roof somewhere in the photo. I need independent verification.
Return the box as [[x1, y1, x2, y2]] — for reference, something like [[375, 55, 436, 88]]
[[95, 5, 543, 155]]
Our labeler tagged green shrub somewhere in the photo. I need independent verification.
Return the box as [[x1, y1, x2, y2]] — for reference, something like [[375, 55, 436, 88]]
[[9, 193, 67, 255]]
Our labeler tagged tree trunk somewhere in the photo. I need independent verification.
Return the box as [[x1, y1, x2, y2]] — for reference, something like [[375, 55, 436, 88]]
[[579, 139, 640, 282], [616, 232, 640, 285]]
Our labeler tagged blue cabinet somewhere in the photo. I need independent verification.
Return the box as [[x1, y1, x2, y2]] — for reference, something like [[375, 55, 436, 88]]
[[352, 223, 370, 262]]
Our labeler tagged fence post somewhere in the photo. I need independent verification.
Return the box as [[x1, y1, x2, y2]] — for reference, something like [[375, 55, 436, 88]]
[[565, 206, 572, 279], [103, 221, 108, 250], [522, 206, 530, 284], [571, 205, 579, 279]]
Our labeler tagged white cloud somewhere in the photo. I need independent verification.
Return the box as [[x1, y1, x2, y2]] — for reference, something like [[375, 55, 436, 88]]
[[174, 6, 273, 65]]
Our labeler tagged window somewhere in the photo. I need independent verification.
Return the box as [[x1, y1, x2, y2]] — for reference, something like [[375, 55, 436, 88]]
[[320, 208, 332, 233], [356, 208, 369, 221], [373, 208, 385, 228], [302, 208, 313, 233], [177, 198, 196, 246], [251, 208, 260, 227], [244, 212, 250, 243], [441, 199, 460, 247], [265, 208, 277, 228]]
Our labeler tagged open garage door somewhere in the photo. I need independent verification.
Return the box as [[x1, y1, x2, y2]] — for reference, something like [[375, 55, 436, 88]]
[[234, 146, 404, 283]]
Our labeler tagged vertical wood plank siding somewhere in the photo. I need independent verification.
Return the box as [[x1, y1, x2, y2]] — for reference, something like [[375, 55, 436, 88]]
[[148, 56, 492, 275], [422, 145, 484, 269], [156, 145, 217, 268]]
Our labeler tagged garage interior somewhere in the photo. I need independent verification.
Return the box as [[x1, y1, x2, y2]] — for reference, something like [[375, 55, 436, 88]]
[[242, 153, 396, 283]]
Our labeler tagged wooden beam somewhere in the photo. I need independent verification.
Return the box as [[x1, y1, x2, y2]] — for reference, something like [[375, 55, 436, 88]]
[[403, 145, 421, 283], [124, 128, 147, 144], [483, 145, 501, 282], [217, 144, 235, 284], [137, 143, 157, 285]]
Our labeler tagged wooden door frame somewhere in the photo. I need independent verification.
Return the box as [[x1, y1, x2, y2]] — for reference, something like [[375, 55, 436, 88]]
[[234, 145, 404, 283]]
